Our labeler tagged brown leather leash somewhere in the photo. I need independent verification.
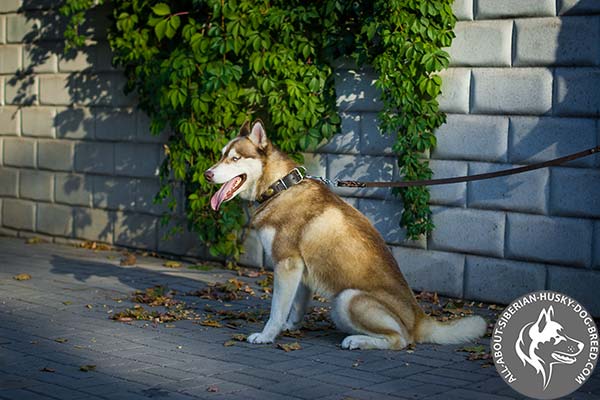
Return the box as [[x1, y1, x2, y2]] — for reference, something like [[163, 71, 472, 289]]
[[333, 146, 600, 188]]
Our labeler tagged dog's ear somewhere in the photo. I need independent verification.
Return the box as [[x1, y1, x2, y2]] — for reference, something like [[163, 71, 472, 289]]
[[535, 307, 552, 333], [239, 120, 251, 137], [248, 119, 268, 149]]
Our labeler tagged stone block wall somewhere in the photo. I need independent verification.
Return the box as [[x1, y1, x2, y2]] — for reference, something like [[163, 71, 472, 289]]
[[1, 1, 599, 314], [322, 0, 600, 315]]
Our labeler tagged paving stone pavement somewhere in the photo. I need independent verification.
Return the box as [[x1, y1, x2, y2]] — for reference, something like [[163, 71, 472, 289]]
[[0, 237, 598, 400]]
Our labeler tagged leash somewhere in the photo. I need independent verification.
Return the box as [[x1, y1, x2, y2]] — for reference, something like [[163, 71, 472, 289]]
[[254, 146, 599, 205], [311, 146, 600, 188]]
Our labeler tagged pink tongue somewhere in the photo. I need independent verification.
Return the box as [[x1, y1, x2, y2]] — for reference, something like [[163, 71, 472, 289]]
[[210, 176, 242, 211]]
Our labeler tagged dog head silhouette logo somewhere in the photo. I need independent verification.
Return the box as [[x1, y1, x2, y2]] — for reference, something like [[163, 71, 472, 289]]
[[492, 291, 598, 400], [515, 306, 584, 389]]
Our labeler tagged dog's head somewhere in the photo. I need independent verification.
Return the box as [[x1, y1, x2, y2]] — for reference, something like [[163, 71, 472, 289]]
[[204, 120, 270, 210], [515, 306, 584, 389]]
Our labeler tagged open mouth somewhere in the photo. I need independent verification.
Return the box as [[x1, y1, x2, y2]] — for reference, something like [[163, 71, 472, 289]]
[[210, 174, 247, 211], [552, 351, 577, 364]]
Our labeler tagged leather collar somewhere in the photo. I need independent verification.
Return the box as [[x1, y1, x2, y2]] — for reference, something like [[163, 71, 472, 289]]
[[256, 167, 306, 204]]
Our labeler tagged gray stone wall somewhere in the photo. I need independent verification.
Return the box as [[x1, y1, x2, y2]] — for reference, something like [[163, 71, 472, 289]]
[[0, 1, 599, 314], [327, 0, 600, 315]]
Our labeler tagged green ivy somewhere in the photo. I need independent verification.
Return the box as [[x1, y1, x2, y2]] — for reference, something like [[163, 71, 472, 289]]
[[60, 0, 455, 260]]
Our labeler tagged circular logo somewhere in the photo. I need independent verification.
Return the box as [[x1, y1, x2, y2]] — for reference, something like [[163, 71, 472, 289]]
[[492, 291, 598, 399]]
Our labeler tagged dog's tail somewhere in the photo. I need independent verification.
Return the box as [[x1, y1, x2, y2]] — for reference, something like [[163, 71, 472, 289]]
[[415, 315, 487, 345]]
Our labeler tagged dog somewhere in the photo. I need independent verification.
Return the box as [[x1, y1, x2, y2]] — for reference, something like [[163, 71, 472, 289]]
[[515, 306, 584, 389], [204, 120, 487, 350]]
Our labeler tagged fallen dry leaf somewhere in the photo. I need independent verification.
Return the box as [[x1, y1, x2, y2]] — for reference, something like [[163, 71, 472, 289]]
[[223, 340, 236, 347], [120, 253, 137, 266], [79, 241, 112, 251], [282, 330, 304, 338], [54, 338, 68, 343], [85, 304, 93, 309], [13, 273, 32, 281], [277, 342, 302, 352], [79, 365, 96, 372], [231, 333, 247, 342], [199, 319, 222, 328], [206, 385, 219, 393], [40, 367, 55, 373], [133, 286, 179, 307], [25, 237, 45, 244], [163, 261, 182, 268]]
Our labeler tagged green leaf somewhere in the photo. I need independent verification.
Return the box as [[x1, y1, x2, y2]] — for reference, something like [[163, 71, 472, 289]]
[[155, 19, 167, 40], [152, 3, 171, 16]]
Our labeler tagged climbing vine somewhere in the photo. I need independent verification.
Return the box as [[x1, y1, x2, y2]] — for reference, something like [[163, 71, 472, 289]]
[[60, 0, 455, 259]]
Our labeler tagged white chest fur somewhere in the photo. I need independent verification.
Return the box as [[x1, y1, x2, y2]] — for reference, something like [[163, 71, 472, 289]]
[[258, 227, 276, 261]]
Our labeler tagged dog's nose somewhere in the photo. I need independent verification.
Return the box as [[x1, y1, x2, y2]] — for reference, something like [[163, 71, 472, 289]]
[[204, 170, 214, 182]]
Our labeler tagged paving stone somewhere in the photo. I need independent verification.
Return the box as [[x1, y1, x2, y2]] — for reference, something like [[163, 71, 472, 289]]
[[0, 236, 597, 400]]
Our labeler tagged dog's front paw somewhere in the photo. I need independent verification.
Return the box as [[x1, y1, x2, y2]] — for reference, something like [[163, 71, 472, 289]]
[[247, 332, 274, 344]]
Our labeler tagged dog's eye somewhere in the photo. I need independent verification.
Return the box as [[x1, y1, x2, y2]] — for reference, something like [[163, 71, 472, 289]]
[[232, 156, 240, 162]]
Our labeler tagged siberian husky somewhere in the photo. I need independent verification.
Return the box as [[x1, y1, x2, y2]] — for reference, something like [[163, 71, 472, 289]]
[[204, 120, 487, 350]]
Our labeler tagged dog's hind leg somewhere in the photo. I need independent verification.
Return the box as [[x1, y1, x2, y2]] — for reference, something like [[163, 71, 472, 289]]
[[283, 282, 313, 331], [333, 289, 409, 350], [248, 258, 304, 344]]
